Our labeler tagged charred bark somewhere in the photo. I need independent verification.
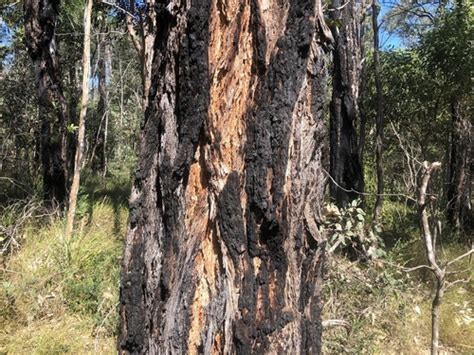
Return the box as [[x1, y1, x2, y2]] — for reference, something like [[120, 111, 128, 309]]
[[329, 0, 365, 206], [24, 0, 68, 208], [446, 99, 472, 233], [119, 0, 332, 353]]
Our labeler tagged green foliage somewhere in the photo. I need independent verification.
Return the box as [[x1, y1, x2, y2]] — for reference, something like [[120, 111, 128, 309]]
[[323, 199, 385, 258], [420, 3, 474, 98], [66, 123, 79, 133]]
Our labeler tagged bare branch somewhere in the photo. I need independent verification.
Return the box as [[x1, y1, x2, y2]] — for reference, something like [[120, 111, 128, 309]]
[[328, 0, 353, 12], [378, 259, 433, 273], [323, 168, 417, 203], [445, 249, 474, 268], [446, 277, 472, 289], [322, 319, 351, 332], [101, 0, 135, 17]]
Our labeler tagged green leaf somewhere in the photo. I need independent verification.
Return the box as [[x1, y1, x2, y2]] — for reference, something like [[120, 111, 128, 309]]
[[67, 123, 79, 133]]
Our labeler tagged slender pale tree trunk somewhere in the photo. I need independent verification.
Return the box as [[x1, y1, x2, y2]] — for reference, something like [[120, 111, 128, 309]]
[[119, 0, 333, 353], [372, 0, 385, 221], [125, 0, 155, 106], [67, 63, 79, 185], [65, 0, 93, 238], [418, 161, 444, 355]]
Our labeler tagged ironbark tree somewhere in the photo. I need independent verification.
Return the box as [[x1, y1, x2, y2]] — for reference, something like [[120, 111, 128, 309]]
[[329, 0, 366, 206], [119, 0, 333, 353], [24, 0, 68, 208]]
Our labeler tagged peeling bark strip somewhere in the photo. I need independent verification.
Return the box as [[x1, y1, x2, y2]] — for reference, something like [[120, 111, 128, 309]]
[[24, 0, 68, 208], [120, 0, 331, 353]]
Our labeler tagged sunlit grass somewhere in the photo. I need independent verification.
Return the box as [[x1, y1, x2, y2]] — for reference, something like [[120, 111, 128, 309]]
[[323, 238, 473, 354], [0, 179, 127, 354]]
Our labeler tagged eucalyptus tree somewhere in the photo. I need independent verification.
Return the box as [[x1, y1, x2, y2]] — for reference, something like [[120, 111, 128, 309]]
[[372, 0, 385, 221], [328, 0, 367, 206], [119, 0, 334, 352], [419, 2, 473, 233], [24, 0, 69, 207]]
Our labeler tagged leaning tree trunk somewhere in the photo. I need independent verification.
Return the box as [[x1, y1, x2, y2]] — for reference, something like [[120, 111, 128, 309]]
[[119, 0, 333, 353], [24, 0, 68, 208], [329, 0, 365, 206], [446, 98, 472, 233]]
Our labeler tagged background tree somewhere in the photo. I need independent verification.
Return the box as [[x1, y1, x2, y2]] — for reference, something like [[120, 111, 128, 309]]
[[371, 0, 385, 222], [24, 0, 69, 208], [420, 3, 473, 233], [328, 0, 367, 206], [65, 0, 93, 238]]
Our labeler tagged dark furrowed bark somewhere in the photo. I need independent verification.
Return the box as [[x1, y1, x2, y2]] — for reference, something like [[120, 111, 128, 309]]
[[329, 0, 365, 207], [446, 98, 472, 233], [24, 0, 68, 208], [120, 0, 332, 353]]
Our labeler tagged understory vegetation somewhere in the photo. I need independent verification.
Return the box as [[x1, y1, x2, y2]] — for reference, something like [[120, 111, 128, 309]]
[[1, 176, 472, 353], [1, 177, 128, 354], [1, 0, 472, 353]]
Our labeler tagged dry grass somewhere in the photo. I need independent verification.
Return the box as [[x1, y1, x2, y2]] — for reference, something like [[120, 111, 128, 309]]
[[1, 181, 472, 354], [322, 241, 474, 354], [0, 197, 126, 354]]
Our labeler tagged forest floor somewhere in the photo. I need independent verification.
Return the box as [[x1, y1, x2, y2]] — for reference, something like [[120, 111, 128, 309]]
[[1, 177, 473, 354]]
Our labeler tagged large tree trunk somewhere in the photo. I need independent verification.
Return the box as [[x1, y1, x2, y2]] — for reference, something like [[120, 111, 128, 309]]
[[24, 0, 68, 208], [329, 0, 365, 206], [446, 98, 472, 233], [119, 0, 332, 353]]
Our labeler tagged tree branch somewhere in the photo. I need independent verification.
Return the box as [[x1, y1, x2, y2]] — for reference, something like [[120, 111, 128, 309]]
[[323, 168, 417, 203], [445, 249, 474, 268]]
